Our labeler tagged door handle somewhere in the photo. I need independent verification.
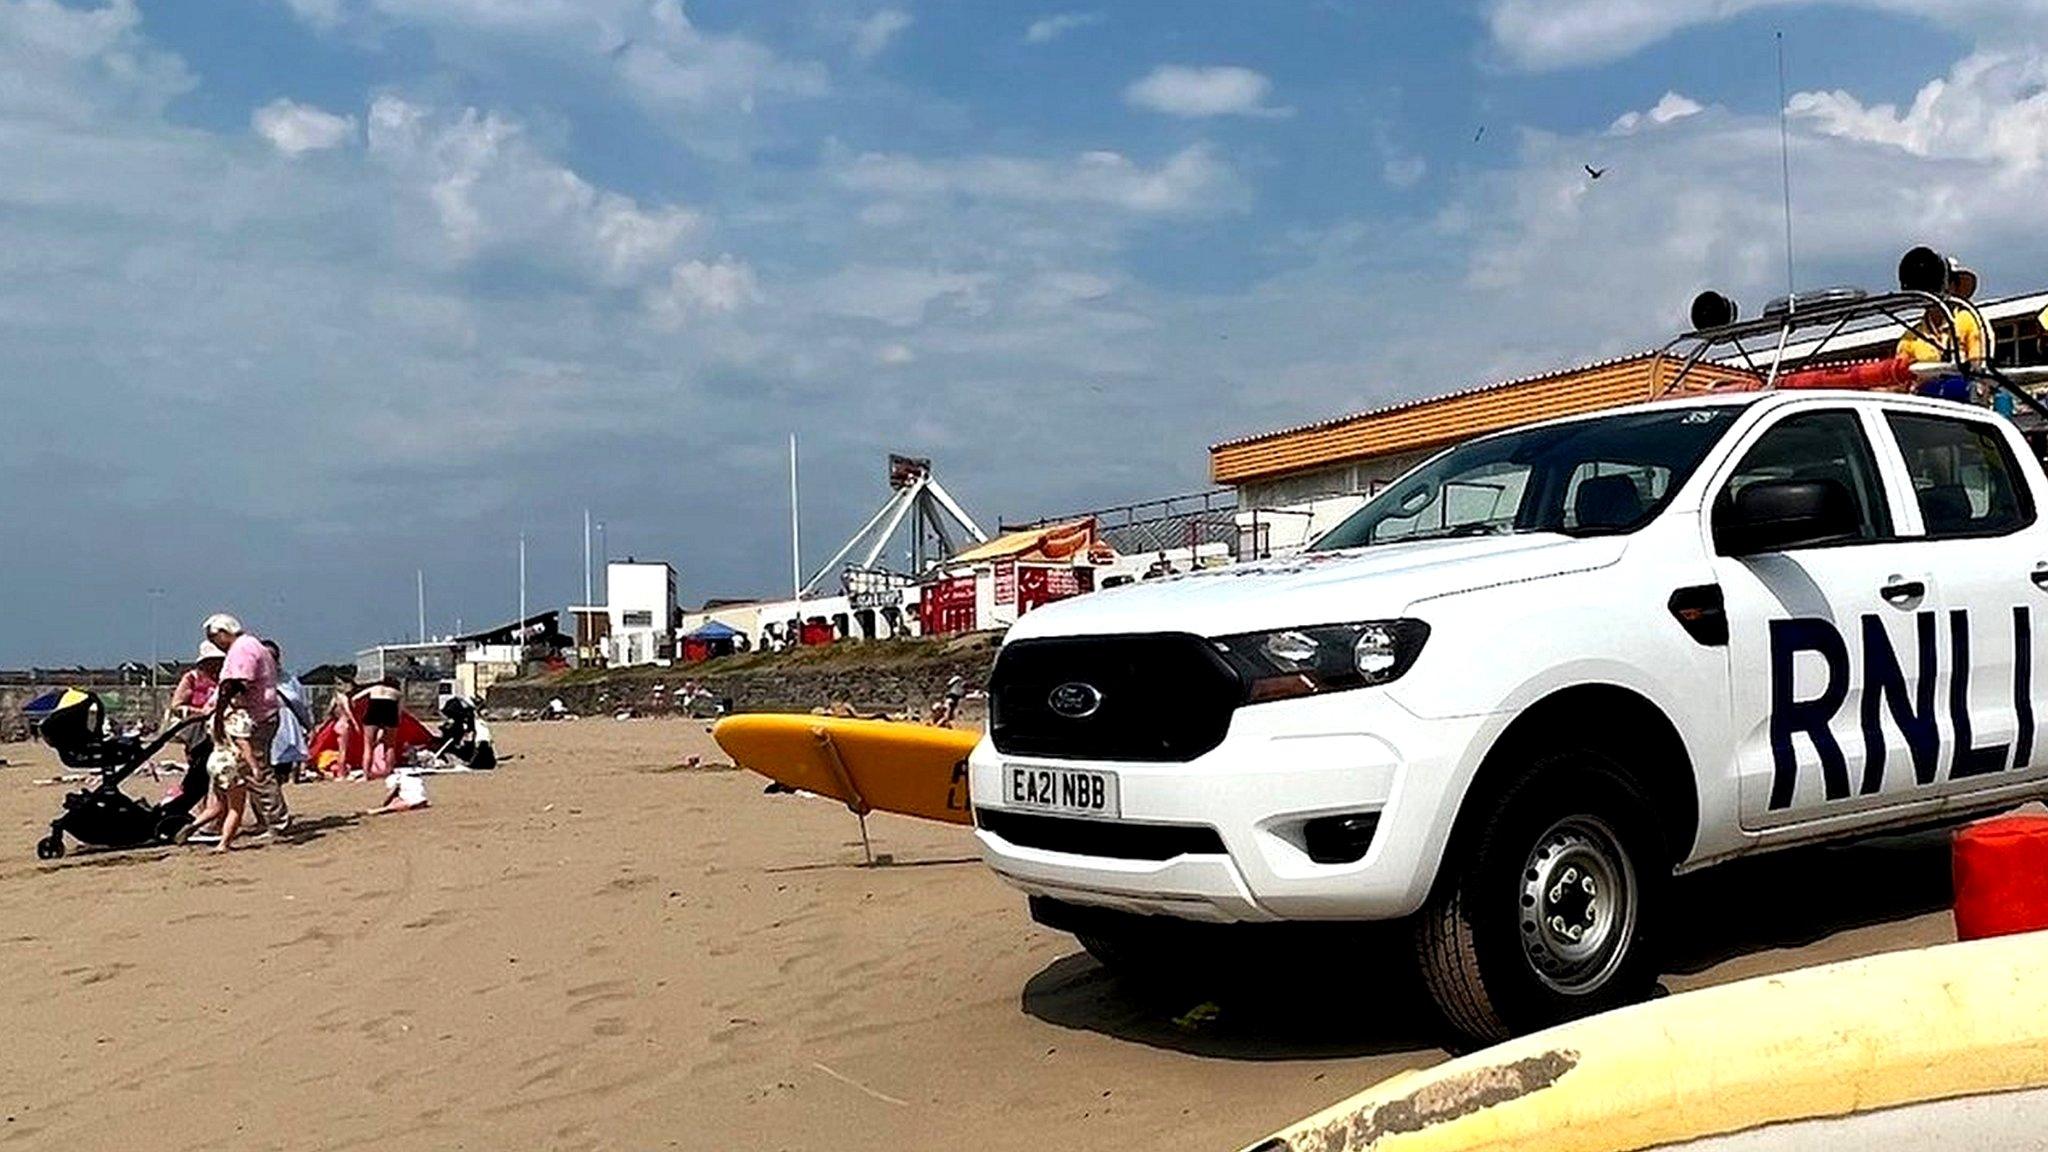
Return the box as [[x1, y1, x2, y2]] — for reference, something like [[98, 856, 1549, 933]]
[[1880, 578, 1925, 604]]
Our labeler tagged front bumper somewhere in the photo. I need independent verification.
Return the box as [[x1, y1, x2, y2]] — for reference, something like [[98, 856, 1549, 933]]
[[969, 689, 1482, 923]]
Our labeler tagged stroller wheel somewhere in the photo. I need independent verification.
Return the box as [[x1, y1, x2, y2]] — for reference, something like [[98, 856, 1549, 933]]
[[154, 812, 191, 844], [35, 835, 64, 861]]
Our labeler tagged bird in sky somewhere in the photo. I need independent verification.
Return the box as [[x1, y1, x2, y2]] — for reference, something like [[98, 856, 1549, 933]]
[[1584, 164, 1607, 180], [1472, 125, 1485, 142]]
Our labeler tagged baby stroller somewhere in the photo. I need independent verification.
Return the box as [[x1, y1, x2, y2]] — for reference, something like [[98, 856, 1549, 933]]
[[33, 689, 206, 860]]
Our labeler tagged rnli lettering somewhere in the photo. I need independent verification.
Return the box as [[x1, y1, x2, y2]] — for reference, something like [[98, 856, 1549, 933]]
[[1768, 607, 2034, 810]]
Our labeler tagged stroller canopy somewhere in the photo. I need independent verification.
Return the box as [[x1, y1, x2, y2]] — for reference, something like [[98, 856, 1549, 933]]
[[20, 688, 70, 720], [33, 689, 105, 754]]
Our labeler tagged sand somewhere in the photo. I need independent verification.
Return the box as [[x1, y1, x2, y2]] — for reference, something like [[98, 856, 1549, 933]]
[[0, 718, 1961, 1151]]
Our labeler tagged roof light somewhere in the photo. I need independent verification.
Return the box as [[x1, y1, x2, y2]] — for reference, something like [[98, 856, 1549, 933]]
[[1899, 245, 1948, 293], [1689, 291, 1739, 331]]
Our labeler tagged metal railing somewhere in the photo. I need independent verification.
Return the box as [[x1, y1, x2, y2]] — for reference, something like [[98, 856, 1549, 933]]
[[1002, 490, 1240, 556]]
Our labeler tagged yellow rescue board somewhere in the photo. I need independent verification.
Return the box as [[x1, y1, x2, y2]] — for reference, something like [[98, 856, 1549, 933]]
[[712, 714, 980, 826]]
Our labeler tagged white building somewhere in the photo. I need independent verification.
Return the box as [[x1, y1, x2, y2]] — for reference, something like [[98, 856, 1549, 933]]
[[1234, 494, 1369, 559], [606, 560, 676, 667]]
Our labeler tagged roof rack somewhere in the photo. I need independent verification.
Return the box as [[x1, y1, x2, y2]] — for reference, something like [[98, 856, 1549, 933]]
[[1658, 286, 2048, 423]]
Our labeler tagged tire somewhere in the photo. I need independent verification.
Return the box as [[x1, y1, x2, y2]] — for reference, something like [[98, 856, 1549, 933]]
[[35, 835, 64, 861], [1415, 750, 1667, 1047], [154, 811, 192, 844], [1074, 928, 1210, 1001]]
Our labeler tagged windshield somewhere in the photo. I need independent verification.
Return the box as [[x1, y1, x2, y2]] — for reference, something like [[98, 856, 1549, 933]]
[[1310, 406, 1744, 550]]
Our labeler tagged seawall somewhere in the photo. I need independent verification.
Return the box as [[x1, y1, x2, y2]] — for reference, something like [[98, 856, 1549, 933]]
[[484, 634, 1001, 718]]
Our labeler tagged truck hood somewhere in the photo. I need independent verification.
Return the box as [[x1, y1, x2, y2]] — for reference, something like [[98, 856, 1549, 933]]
[[1005, 533, 1627, 641]]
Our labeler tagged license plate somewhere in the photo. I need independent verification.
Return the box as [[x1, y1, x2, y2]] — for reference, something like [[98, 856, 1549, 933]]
[[1006, 764, 1120, 818]]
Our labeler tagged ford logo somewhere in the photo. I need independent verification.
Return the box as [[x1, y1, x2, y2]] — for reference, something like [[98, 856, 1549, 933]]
[[1047, 681, 1103, 719]]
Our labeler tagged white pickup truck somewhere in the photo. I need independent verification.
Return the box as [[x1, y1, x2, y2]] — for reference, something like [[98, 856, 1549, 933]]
[[969, 386, 2048, 1044]]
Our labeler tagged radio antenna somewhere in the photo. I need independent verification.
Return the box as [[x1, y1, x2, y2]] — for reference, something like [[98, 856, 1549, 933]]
[[1776, 31, 1797, 304]]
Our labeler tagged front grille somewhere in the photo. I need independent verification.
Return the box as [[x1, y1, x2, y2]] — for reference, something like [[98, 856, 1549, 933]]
[[977, 809, 1226, 861], [989, 633, 1242, 762]]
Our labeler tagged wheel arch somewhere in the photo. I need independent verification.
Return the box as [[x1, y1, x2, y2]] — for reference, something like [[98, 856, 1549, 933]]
[[1451, 683, 1700, 867]]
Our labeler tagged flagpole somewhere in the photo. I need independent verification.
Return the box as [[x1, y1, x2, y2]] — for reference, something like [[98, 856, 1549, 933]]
[[789, 432, 802, 602]]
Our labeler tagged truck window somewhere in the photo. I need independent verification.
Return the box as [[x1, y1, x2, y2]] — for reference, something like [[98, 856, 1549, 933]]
[[1885, 411, 2033, 537], [1561, 462, 1673, 530], [1715, 410, 1891, 543], [1311, 406, 1741, 550], [1368, 462, 1529, 544]]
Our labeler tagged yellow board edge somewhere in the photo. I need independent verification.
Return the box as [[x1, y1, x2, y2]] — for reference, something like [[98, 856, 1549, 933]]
[[1246, 929, 2048, 1152]]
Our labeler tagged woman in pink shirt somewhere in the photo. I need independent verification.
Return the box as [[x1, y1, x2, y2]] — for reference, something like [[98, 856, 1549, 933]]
[[162, 642, 226, 813], [165, 645, 222, 726]]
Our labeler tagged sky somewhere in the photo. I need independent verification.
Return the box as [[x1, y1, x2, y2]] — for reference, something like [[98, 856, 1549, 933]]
[[7, 0, 2048, 667]]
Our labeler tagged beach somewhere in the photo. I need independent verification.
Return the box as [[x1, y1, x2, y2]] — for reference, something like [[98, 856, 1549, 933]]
[[0, 718, 1960, 1151]]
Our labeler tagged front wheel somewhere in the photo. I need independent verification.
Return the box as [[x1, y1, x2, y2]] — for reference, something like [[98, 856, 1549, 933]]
[[1415, 753, 1667, 1047], [35, 834, 65, 861], [153, 811, 191, 844]]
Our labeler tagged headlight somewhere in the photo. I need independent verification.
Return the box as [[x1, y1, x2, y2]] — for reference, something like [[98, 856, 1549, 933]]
[[1213, 619, 1430, 703]]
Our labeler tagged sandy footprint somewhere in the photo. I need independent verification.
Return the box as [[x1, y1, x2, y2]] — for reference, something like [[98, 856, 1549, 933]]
[[564, 979, 634, 1015]]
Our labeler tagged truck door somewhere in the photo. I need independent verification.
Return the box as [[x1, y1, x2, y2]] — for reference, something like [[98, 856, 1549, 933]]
[[1710, 406, 1949, 833], [1876, 407, 2048, 802]]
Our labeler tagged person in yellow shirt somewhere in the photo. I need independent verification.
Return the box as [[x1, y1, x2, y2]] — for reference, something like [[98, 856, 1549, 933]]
[[1896, 261, 1985, 366]]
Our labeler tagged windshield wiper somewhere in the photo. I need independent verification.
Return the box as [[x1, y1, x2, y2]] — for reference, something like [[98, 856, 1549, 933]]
[[1392, 522, 1517, 543]]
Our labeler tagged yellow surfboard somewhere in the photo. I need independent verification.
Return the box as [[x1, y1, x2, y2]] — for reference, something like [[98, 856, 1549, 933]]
[[712, 714, 980, 826]]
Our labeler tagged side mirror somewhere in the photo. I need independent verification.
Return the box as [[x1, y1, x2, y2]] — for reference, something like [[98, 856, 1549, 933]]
[[1714, 478, 1861, 556]]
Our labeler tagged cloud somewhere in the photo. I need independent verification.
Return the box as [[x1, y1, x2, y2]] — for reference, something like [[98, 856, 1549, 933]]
[[876, 341, 915, 364], [833, 143, 1249, 214], [1789, 51, 2048, 168], [1446, 60, 2048, 358], [0, 0, 194, 121], [1020, 270, 1114, 310], [1025, 11, 1102, 44], [364, 95, 701, 277], [851, 8, 912, 60], [1124, 64, 1290, 118], [647, 255, 762, 327], [1484, 0, 2048, 71], [1382, 155, 1427, 187], [611, 17, 830, 120], [813, 266, 994, 327], [276, 0, 345, 29], [278, 0, 829, 149], [1609, 91, 1704, 134], [317, 0, 641, 33], [252, 97, 356, 155]]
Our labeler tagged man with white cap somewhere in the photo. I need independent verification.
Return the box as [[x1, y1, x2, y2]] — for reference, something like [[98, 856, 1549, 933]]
[[203, 613, 291, 843]]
